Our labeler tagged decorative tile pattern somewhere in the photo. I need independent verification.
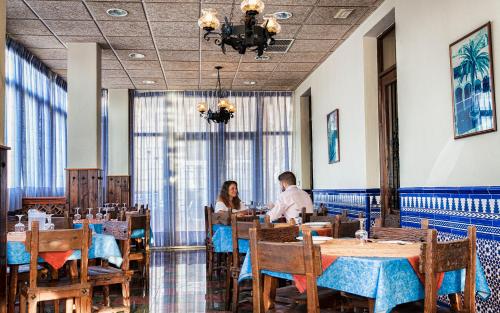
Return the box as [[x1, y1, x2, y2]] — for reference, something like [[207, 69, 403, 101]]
[[312, 188, 380, 231], [401, 186, 500, 312]]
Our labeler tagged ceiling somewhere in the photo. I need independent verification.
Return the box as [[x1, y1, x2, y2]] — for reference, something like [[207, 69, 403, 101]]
[[6, 0, 383, 91]]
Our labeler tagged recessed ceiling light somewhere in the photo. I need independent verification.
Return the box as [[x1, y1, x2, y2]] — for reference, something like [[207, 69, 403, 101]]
[[255, 55, 270, 61], [334, 8, 354, 19], [142, 80, 156, 85], [273, 11, 292, 20], [106, 8, 128, 17], [243, 81, 256, 85], [128, 52, 145, 59]]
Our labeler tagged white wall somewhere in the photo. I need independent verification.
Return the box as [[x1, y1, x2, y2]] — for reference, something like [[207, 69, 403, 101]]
[[294, 0, 395, 189], [294, 0, 500, 189], [396, 0, 500, 187], [108, 89, 129, 175], [67, 43, 101, 169]]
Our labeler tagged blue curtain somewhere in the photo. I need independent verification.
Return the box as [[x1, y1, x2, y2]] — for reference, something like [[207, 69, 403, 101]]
[[132, 91, 293, 247], [101, 89, 109, 201], [5, 38, 67, 210]]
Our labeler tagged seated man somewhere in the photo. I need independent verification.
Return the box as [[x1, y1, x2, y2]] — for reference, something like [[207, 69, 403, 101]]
[[266, 171, 313, 222]]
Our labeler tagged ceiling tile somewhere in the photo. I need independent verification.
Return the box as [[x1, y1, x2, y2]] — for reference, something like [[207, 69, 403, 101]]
[[107, 36, 155, 50], [163, 61, 199, 71], [167, 78, 199, 86], [201, 51, 240, 63], [288, 39, 336, 52], [30, 48, 67, 60], [10, 35, 64, 49], [102, 59, 123, 70], [25, 1, 92, 20], [262, 5, 313, 24], [306, 6, 368, 25], [104, 76, 132, 84], [316, 0, 378, 6], [238, 62, 277, 72], [199, 3, 233, 21], [115, 49, 159, 61], [296, 24, 351, 40], [240, 53, 283, 63], [127, 68, 164, 78], [331, 39, 345, 51], [102, 49, 117, 60], [44, 20, 101, 36], [235, 72, 273, 80], [282, 52, 327, 63], [102, 69, 129, 78], [85, 2, 146, 21], [274, 24, 300, 39], [98, 21, 151, 37], [270, 71, 308, 80], [150, 22, 199, 38], [7, 0, 38, 19], [264, 0, 317, 5], [160, 50, 199, 62], [7, 19, 52, 36], [121, 60, 161, 70], [167, 85, 199, 90], [144, 3, 200, 22], [53, 69, 67, 77], [201, 62, 238, 72], [275, 62, 316, 72], [262, 79, 300, 86], [200, 38, 225, 51], [201, 70, 235, 79], [60, 36, 110, 48], [232, 79, 265, 86], [42, 59, 67, 70], [165, 71, 199, 79], [156, 37, 199, 50], [134, 83, 167, 90]]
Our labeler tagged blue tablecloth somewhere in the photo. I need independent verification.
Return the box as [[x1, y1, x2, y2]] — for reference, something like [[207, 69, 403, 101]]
[[239, 250, 490, 313], [212, 225, 249, 253], [7, 233, 123, 267]]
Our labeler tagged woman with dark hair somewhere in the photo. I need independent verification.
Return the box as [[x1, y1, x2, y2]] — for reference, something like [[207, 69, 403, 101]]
[[214, 180, 249, 214]]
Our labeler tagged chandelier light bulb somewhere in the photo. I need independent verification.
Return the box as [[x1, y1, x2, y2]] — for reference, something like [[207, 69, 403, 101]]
[[198, 9, 220, 31], [240, 0, 265, 14], [262, 14, 281, 34], [218, 98, 230, 109], [228, 105, 236, 113], [197, 102, 207, 113]]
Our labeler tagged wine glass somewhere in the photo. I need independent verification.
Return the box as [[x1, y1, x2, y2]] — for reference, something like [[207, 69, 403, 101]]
[[96, 207, 103, 221], [86, 208, 93, 220], [74, 207, 81, 221], [104, 206, 110, 221], [46, 214, 55, 230], [15, 214, 25, 232], [355, 217, 368, 244]]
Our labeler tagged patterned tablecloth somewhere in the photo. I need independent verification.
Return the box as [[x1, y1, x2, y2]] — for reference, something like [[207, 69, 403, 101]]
[[238, 239, 490, 313], [7, 233, 123, 267], [74, 221, 145, 239]]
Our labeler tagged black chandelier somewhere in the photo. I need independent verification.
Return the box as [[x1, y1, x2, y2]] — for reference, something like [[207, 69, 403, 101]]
[[197, 66, 235, 124], [198, 0, 282, 56]]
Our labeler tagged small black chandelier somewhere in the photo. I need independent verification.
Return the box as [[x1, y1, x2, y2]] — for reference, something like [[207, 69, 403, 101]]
[[197, 66, 235, 124], [198, 0, 282, 56]]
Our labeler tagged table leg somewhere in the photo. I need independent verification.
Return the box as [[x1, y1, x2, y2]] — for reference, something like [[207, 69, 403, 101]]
[[263, 276, 277, 311], [8, 265, 19, 313], [448, 293, 462, 312]]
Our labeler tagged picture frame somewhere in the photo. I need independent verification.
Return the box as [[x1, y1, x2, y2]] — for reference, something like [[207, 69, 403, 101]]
[[327, 109, 340, 164], [450, 22, 497, 139]]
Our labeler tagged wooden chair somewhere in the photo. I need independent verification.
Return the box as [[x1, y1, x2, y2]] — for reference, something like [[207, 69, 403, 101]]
[[422, 226, 476, 313], [206, 209, 231, 280], [124, 210, 151, 289], [91, 220, 134, 312], [229, 214, 260, 312], [370, 218, 429, 242], [250, 228, 337, 313], [300, 207, 313, 223], [19, 220, 92, 313], [312, 205, 328, 217], [333, 215, 360, 238]]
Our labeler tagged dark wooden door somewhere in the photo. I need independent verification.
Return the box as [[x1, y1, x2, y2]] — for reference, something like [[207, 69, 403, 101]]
[[378, 67, 400, 227]]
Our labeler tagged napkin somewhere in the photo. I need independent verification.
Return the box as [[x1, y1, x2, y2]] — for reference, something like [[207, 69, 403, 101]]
[[292, 255, 337, 293], [39, 250, 74, 270]]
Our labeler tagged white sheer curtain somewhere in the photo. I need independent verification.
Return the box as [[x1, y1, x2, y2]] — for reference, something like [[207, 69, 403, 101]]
[[133, 91, 293, 247]]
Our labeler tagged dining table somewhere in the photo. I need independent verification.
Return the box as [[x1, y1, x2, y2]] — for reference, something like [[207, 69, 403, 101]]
[[238, 238, 491, 313]]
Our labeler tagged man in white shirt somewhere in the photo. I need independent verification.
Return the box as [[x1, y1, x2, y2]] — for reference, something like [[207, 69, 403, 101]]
[[266, 171, 314, 222]]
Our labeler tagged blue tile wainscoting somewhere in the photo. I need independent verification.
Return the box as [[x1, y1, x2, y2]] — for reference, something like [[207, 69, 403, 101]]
[[312, 188, 381, 231], [400, 186, 500, 313]]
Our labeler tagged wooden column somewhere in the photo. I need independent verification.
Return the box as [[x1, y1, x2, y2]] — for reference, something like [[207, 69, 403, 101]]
[[106, 175, 131, 206], [0, 146, 10, 313], [66, 168, 103, 213]]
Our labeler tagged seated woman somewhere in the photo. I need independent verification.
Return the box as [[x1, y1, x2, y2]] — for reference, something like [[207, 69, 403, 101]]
[[214, 180, 249, 215]]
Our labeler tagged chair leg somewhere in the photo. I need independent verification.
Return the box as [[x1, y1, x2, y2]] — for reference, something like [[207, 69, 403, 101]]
[[27, 299, 37, 313], [55, 299, 60, 312], [8, 265, 18, 313], [145, 251, 150, 290], [122, 280, 131, 307], [74, 297, 81, 313], [19, 293, 26, 313], [65, 298, 74, 313], [81, 295, 92, 313], [103, 286, 110, 307], [224, 255, 232, 311], [232, 277, 239, 313]]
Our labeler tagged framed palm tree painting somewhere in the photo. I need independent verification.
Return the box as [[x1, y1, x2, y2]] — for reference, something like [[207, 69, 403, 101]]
[[327, 109, 340, 163], [450, 22, 496, 139]]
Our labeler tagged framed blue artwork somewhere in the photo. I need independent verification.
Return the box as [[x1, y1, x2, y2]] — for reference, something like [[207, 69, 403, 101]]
[[450, 22, 497, 139], [327, 109, 340, 164]]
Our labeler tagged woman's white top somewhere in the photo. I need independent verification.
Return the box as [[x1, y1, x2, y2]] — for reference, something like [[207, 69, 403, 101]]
[[214, 201, 249, 213]]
